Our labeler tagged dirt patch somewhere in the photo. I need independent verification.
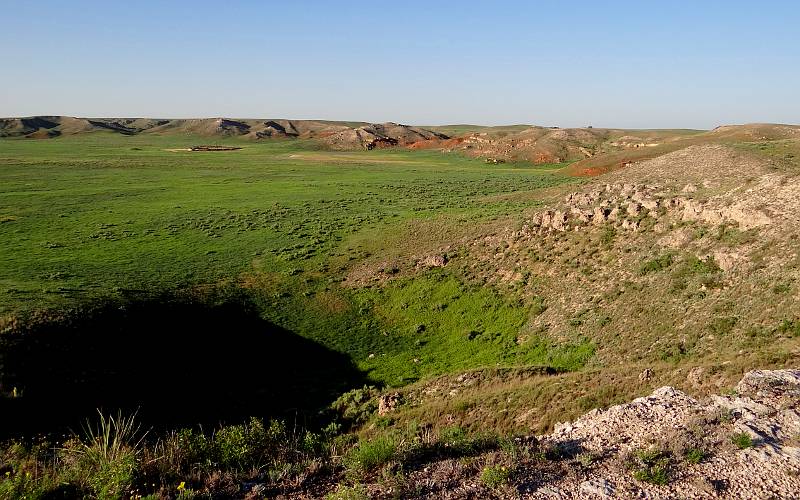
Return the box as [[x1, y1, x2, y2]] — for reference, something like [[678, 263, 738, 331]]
[[284, 152, 426, 164]]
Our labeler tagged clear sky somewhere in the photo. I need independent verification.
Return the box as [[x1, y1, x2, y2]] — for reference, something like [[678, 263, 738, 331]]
[[1, 1, 798, 129]]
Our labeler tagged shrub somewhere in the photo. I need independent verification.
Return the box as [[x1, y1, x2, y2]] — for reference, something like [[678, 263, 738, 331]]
[[213, 417, 273, 470], [437, 426, 497, 455], [0, 467, 59, 499], [638, 254, 674, 275], [480, 464, 511, 489], [731, 432, 753, 449], [688, 255, 721, 274], [344, 436, 397, 474], [330, 386, 380, 425], [577, 451, 598, 467], [772, 283, 792, 294]]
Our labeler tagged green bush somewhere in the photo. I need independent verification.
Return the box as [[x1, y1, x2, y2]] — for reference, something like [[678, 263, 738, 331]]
[[330, 386, 380, 425], [732, 432, 753, 449], [530, 296, 547, 316], [480, 464, 511, 488], [688, 255, 721, 274], [709, 316, 738, 335], [344, 436, 398, 474], [0, 467, 59, 499], [639, 253, 674, 275], [214, 418, 268, 470]]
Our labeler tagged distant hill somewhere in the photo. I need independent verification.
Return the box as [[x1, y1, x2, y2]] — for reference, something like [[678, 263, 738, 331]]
[[3, 118, 798, 169], [0, 116, 448, 150], [429, 123, 799, 171]]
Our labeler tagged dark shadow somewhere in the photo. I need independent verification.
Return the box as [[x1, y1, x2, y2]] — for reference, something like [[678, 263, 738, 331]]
[[87, 120, 138, 135], [0, 295, 367, 438]]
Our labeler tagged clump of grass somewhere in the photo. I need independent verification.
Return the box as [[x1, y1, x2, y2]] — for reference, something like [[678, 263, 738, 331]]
[[343, 436, 398, 475], [600, 225, 616, 247], [530, 296, 547, 316], [326, 483, 369, 500], [638, 253, 674, 276], [684, 448, 705, 464], [480, 464, 511, 489], [577, 451, 598, 467], [688, 255, 722, 275], [630, 449, 670, 485], [709, 316, 738, 335], [61, 410, 145, 498], [437, 426, 499, 455], [776, 318, 800, 337], [0, 442, 61, 499], [772, 283, 792, 294], [731, 432, 754, 449]]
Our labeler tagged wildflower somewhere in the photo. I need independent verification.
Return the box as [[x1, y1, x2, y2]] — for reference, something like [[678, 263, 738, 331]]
[[177, 481, 186, 491]]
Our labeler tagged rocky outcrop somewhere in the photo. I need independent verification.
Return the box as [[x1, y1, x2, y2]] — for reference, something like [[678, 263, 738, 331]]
[[321, 123, 448, 151], [517, 170, 779, 237], [531, 369, 800, 498]]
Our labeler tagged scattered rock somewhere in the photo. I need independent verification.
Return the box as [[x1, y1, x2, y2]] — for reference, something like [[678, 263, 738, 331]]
[[420, 254, 448, 268], [378, 392, 403, 416], [687, 366, 706, 387], [538, 369, 800, 498], [579, 479, 616, 498]]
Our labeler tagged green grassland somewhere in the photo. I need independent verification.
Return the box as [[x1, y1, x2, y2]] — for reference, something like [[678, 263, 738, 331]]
[[0, 134, 581, 386]]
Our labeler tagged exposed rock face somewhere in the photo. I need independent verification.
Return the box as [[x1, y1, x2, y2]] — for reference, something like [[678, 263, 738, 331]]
[[514, 145, 795, 241], [321, 122, 447, 150], [532, 369, 800, 498], [452, 126, 613, 164]]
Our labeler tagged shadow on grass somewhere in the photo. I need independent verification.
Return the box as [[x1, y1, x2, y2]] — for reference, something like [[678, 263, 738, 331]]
[[0, 293, 367, 438]]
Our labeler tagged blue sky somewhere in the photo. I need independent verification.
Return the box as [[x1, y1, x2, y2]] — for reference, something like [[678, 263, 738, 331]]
[[1, 1, 798, 128]]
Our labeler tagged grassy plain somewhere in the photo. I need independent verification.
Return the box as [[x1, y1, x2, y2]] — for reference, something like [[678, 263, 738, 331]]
[[0, 134, 580, 387]]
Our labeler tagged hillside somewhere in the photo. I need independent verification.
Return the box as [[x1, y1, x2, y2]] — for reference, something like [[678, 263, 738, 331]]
[[0, 116, 451, 150], [6, 118, 799, 174], [325, 369, 800, 498], [333, 140, 800, 436], [425, 124, 800, 172]]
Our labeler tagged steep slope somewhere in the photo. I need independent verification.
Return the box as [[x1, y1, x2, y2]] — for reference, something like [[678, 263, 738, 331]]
[[0, 117, 63, 138], [466, 145, 800, 373], [338, 141, 800, 444]]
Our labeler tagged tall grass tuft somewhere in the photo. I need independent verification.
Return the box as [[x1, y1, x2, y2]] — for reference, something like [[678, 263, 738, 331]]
[[61, 410, 146, 498]]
